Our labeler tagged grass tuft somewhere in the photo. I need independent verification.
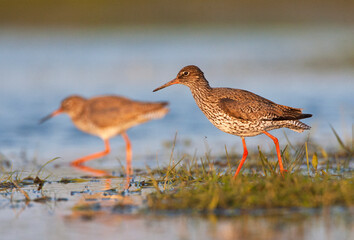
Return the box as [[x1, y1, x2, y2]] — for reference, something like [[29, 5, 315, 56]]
[[147, 171, 353, 212], [146, 128, 354, 213]]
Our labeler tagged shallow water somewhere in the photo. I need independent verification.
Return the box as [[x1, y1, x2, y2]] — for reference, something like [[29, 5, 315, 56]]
[[1, 168, 352, 240], [0, 25, 353, 240], [0, 26, 353, 167]]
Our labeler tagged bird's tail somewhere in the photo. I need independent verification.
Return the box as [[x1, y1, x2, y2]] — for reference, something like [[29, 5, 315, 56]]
[[298, 113, 312, 120], [141, 102, 169, 120], [288, 120, 311, 133]]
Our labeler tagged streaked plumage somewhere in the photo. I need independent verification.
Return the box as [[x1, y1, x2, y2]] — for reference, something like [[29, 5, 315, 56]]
[[153, 65, 312, 177]]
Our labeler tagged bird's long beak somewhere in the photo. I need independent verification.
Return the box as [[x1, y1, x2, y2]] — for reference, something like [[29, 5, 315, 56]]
[[153, 78, 180, 92], [39, 108, 63, 124]]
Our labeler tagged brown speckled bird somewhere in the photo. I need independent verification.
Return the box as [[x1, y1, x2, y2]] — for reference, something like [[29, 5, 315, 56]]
[[40, 95, 169, 176], [153, 65, 312, 178]]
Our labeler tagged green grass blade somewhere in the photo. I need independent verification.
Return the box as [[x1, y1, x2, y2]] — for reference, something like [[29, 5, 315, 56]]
[[330, 125, 352, 153], [36, 157, 60, 177]]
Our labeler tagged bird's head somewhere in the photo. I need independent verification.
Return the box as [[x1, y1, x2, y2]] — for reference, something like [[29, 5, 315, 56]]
[[39, 95, 86, 123], [153, 65, 208, 92]]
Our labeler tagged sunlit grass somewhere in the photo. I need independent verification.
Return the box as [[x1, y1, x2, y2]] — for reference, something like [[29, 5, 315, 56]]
[[0, 157, 61, 202], [147, 172, 353, 212], [145, 128, 353, 212], [0, 127, 353, 214]]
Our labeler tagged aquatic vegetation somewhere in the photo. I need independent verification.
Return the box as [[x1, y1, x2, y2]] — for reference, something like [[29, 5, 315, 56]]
[[0, 128, 352, 215], [147, 172, 353, 212], [146, 129, 353, 212], [0, 158, 61, 202]]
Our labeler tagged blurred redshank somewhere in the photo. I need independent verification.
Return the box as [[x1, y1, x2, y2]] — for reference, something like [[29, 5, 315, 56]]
[[153, 65, 312, 178], [40, 95, 169, 176]]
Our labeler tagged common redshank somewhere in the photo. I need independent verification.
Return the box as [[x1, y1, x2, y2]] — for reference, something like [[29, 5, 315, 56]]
[[40, 95, 169, 176], [153, 65, 312, 178]]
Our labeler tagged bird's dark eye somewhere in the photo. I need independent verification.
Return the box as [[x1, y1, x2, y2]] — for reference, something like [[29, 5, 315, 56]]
[[182, 71, 189, 76]]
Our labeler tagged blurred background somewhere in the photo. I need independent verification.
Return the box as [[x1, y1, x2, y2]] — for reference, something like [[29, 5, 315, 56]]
[[0, 0, 353, 167]]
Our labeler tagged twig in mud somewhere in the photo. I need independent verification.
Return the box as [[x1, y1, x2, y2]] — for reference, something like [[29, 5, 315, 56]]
[[12, 180, 30, 202]]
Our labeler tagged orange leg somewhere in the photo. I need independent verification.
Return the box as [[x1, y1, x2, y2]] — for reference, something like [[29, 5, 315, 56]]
[[72, 164, 109, 176], [233, 137, 248, 179], [121, 132, 133, 177], [103, 179, 112, 191], [71, 139, 111, 166], [262, 131, 287, 175]]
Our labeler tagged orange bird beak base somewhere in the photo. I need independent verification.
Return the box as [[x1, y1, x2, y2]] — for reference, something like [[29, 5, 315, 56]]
[[153, 78, 180, 92]]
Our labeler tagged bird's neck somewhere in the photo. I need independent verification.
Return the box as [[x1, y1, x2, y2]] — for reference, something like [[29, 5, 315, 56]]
[[68, 106, 85, 122], [189, 80, 212, 104]]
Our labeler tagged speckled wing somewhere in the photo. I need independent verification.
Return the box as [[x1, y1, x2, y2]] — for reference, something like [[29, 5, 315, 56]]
[[218, 90, 307, 121]]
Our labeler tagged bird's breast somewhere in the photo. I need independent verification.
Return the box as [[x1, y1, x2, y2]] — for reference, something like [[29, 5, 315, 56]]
[[192, 96, 264, 137]]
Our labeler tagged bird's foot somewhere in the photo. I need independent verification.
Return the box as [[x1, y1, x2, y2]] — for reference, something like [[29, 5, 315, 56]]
[[70, 161, 84, 167], [280, 169, 288, 177]]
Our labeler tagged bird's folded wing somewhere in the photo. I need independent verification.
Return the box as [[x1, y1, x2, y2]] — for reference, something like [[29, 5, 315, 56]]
[[87, 96, 168, 128], [87, 97, 136, 128], [218, 98, 303, 121]]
